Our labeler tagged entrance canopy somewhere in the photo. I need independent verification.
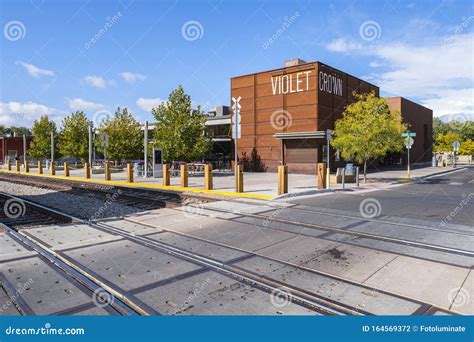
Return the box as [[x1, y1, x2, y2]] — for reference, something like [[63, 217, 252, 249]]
[[273, 131, 326, 140]]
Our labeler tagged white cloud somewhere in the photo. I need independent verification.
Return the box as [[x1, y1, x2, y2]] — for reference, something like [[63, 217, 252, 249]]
[[82, 75, 116, 89], [325, 38, 362, 53], [136, 97, 164, 112], [325, 32, 474, 118], [67, 98, 108, 112], [0, 101, 64, 127], [119, 72, 146, 83], [368, 61, 383, 68], [421, 88, 474, 118], [16, 61, 54, 78]]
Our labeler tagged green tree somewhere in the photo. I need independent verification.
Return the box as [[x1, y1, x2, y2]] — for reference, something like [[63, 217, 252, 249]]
[[29, 116, 57, 160], [97, 107, 142, 161], [152, 85, 211, 162], [58, 111, 90, 161], [434, 131, 461, 152], [0, 125, 31, 137], [459, 139, 474, 156], [331, 92, 406, 182]]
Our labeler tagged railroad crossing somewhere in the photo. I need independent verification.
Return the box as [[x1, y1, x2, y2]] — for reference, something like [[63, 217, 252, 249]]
[[0, 165, 472, 316]]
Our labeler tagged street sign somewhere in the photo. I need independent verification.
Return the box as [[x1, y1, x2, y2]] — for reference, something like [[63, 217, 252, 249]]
[[401, 131, 416, 137], [452, 141, 460, 151]]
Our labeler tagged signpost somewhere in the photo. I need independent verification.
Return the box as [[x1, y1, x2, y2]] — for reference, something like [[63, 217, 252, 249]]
[[232, 96, 241, 191], [88, 124, 93, 166], [403, 130, 416, 179], [101, 132, 108, 162], [144, 121, 148, 178], [326, 129, 331, 189], [452, 141, 460, 168], [50, 131, 54, 167]]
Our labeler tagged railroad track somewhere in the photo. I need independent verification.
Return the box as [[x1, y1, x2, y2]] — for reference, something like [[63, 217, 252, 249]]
[[0, 192, 460, 316], [181, 202, 474, 259], [0, 192, 359, 316]]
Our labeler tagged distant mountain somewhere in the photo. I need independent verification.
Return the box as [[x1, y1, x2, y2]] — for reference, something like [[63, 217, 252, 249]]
[[438, 114, 474, 123]]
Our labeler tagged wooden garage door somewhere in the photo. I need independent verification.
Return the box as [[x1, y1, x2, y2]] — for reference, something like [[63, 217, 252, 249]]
[[284, 139, 318, 164]]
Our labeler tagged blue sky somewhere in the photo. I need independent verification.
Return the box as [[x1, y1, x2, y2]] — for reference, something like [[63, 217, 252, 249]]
[[1, 0, 473, 128]]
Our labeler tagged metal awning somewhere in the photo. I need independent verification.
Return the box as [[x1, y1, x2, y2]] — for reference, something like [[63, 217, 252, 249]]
[[273, 131, 326, 139]]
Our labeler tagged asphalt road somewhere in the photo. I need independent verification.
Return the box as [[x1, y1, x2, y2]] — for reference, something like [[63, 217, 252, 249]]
[[292, 167, 474, 226]]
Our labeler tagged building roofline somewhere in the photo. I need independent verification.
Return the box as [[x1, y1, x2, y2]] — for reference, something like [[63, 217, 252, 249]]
[[384, 96, 433, 112], [230, 60, 379, 89]]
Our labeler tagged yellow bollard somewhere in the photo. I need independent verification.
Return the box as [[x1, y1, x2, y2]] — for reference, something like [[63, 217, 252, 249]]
[[163, 164, 170, 186], [64, 162, 69, 177], [84, 163, 91, 179], [24, 161, 29, 173], [180, 164, 188, 187], [127, 163, 133, 183], [236, 164, 244, 193], [15, 161, 20, 172], [204, 164, 213, 190], [278, 165, 288, 195], [105, 161, 111, 181], [7, 160, 12, 171], [317, 163, 326, 190], [38, 161, 43, 174], [50, 162, 55, 176]]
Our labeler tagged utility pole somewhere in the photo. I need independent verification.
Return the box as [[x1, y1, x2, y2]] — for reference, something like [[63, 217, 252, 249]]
[[144, 121, 148, 178], [50, 131, 54, 164], [88, 124, 92, 166], [23, 134, 27, 164]]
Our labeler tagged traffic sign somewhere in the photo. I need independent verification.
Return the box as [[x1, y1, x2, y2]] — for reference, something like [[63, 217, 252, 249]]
[[231, 97, 241, 140], [326, 129, 332, 141], [101, 133, 108, 147], [404, 137, 414, 149], [452, 141, 460, 151]]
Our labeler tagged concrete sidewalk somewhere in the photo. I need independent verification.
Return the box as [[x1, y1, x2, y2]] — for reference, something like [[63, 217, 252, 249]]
[[2, 164, 468, 200]]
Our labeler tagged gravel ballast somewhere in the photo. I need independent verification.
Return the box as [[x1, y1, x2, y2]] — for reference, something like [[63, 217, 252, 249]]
[[0, 181, 143, 219]]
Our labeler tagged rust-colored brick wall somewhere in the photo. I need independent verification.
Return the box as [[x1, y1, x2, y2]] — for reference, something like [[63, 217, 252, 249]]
[[386, 97, 433, 164], [231, 61, 379, 173], [0, 137, 32, 163]]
